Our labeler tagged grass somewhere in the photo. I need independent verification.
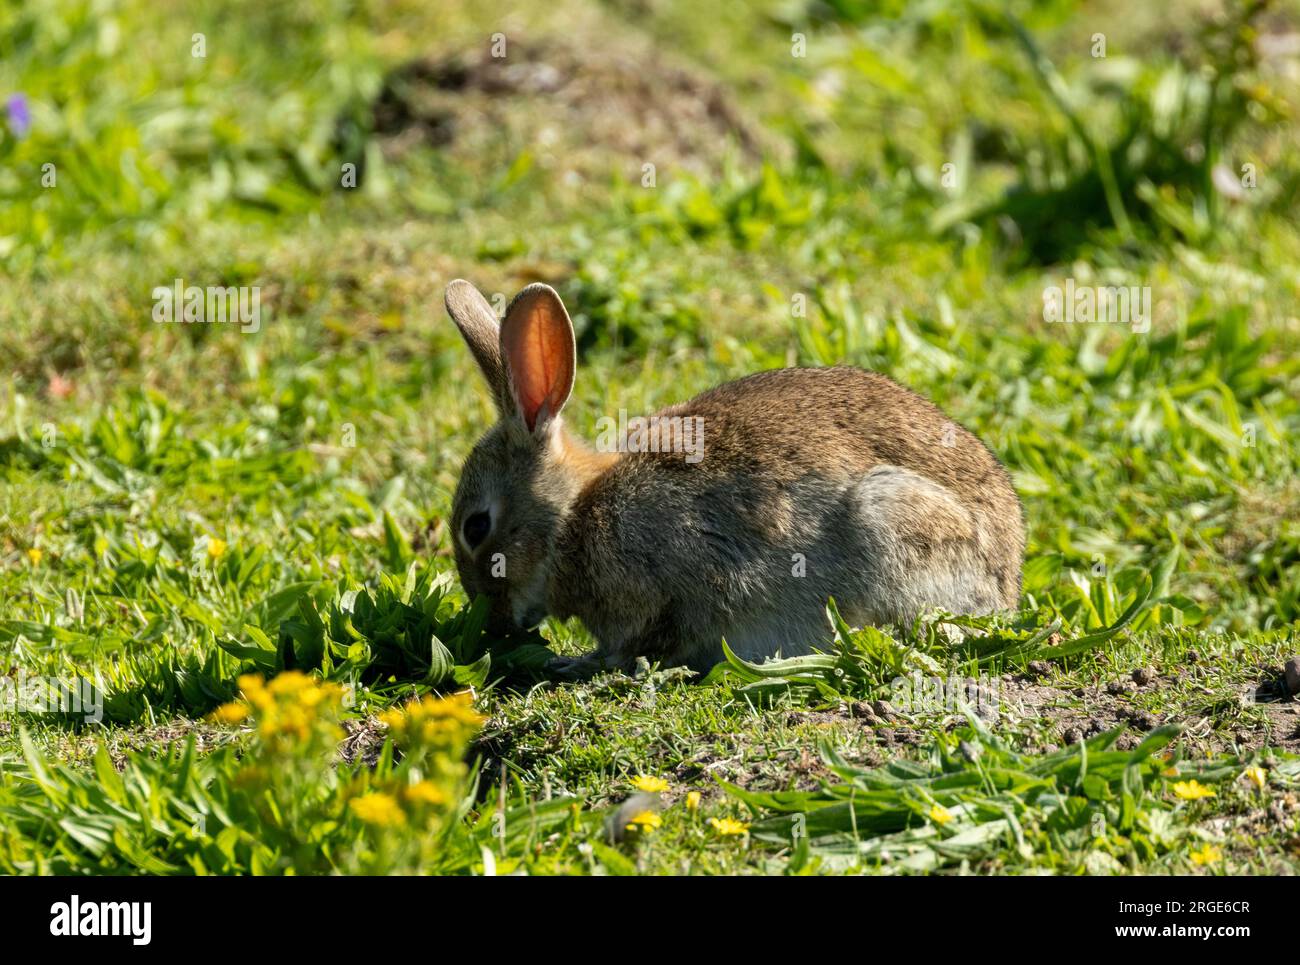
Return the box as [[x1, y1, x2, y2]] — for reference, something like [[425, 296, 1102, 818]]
[[1, 0, 1299, 874]]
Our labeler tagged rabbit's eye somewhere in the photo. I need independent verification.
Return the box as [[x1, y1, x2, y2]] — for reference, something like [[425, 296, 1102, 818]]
[[462, 510, 491, 550]]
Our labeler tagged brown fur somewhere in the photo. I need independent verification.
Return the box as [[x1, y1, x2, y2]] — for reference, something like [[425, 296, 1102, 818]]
[[445, 282, 1025, 672]]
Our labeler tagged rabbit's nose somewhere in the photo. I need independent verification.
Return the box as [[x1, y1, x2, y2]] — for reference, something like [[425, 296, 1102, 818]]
[[485, 608, 512, 636], [513, 604, 547, 631]]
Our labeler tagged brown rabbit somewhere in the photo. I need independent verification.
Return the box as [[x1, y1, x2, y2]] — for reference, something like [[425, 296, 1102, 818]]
[[444, 279, 1024, 674]]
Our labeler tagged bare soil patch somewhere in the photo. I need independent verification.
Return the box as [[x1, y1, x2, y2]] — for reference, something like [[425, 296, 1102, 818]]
[[370, 37, 774, 183]]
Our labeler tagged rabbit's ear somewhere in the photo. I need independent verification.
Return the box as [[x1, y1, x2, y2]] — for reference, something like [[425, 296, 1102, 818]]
[[445, 280, 508, 409], [500, 284, 576, 434]]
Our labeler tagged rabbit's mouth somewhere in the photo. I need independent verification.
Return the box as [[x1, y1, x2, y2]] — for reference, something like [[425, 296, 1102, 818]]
[[512, 602, 548, 631], [509, 566, 551, 630]]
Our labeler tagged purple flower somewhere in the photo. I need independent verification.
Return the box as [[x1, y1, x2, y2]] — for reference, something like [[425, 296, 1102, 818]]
[[7, 94, 30, 138]]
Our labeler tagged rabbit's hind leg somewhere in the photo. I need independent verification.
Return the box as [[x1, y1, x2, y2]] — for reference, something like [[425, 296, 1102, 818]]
[[844, 465, 1003, 624]]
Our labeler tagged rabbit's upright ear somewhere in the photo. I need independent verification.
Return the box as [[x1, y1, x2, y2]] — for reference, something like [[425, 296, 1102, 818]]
[[445, 280, 508, 411], [500, 284, 576, 434]]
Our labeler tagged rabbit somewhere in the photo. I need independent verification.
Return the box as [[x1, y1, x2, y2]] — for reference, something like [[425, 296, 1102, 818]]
[[443, 279, 1025, 676]]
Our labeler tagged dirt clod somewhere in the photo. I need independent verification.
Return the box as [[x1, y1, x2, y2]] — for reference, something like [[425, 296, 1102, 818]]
[[1284, 656, 1300, 696], [850, 701, 879, 722], [1132, 667, 1157, 687], [1117, 706, 1160, 729]]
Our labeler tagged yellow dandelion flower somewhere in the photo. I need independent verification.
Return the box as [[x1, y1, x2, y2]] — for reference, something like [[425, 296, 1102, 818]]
[[295, 681, 342, 708], [1244, 766, 1267, 791], [26, 547, 43, 565], [350, 792, 406, 827], [625, 810, 662, 832], [929, 804, 954, 825], [631, 774, 669, 793], [259, 712, 311, 743], [404, 781, 449, 806], [1190, 843, 1222, 866], [421, 692, 485, 726], [237, 674, 275, 711], [267, 670, 314, 696], [207, 538, 227, 559], [685, 791, 701, 811], [1173, 780, 1217, 801], [708, 817, 749, 836], [208, 701, 249, 725], [417, 720, 440, 743], [382, 692, 485, 746]]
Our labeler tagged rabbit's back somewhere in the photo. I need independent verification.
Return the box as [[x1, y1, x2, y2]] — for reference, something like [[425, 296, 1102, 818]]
[[663, 366, 1014, 504]]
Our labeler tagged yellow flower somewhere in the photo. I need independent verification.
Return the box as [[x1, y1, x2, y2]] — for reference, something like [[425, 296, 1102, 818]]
[[418, 691, 484, 725], [26, 548, 43, 565], [1190, 843, 1222, 866], [381, 692, 485, 745], [259, 706, 311, 742], [625, 810, 662, 832], [630, 774, 669, 793], [685, 791, 701, 811], [295, 681, 343, 708], [708, 817, 749, 836], [230, 672, 345, 748], [1173, 780, 1217, 801], [208, 701, 250, 725], [267, 670, 314, 696], [404, 781, 449, 806], [1244, 766, 1267, 790], [350, 792, 406, 827], [207, 538, 227, 559], [929, 804, 954, 825], [238, 674, 274, 712]]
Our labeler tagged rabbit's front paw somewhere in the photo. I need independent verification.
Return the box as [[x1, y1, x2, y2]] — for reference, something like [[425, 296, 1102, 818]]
[[546, 652, 617, 681]]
